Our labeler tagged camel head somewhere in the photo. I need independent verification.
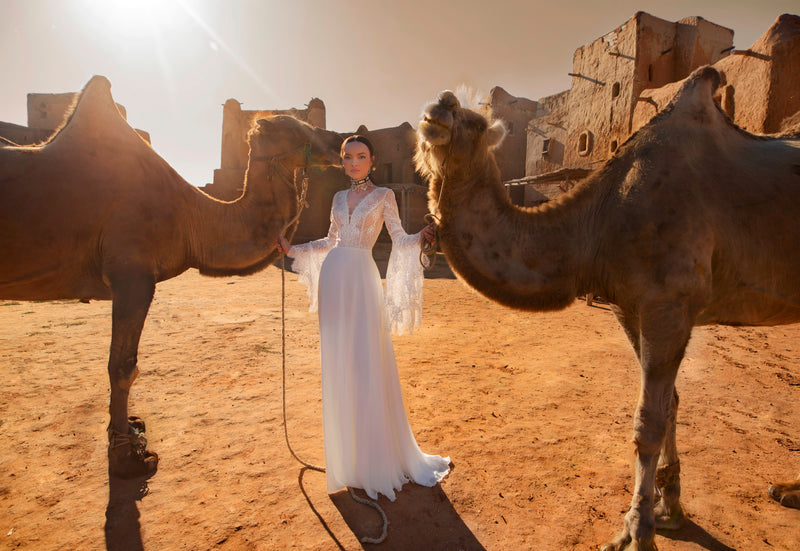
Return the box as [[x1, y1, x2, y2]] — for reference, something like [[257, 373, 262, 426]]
[[248, 115, 342, 169], [243, 115, 343, 248], [414, 91, 507, 216]]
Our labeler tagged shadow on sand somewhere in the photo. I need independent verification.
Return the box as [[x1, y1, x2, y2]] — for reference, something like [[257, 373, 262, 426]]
[[298, 467, 484, 550], [657, 518, 736, 551], [104, 470, 151, 551]]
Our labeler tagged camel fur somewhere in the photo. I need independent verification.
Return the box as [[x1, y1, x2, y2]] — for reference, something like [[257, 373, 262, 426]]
[[0, 75, 342, 478], [415, 66, 800, 550]]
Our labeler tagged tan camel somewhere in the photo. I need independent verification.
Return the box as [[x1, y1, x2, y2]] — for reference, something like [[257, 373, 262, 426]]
[[415, 66, 800, 550], [0, 75, 342, 478]]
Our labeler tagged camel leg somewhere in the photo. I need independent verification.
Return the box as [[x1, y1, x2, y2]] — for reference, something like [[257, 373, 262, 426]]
[[603, 304, 692, 551], [769, 476, 800, 508], [107, 271, 158, 479], [653, 388, 684, 529]]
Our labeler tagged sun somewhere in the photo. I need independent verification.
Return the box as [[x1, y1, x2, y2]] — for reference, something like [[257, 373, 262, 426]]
[[87, 0, 186, 37]]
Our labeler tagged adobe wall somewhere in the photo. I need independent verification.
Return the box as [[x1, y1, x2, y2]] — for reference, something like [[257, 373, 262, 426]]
[[0, 121, 52, 145], [205, 103, 428, 240], [525, 90, 569, 177], [217, 97, 326, 174], [631, 14, 800, 135], [561, 12, 733, 172], [478, 87, 540, 181], [0, 92, 150, 146]]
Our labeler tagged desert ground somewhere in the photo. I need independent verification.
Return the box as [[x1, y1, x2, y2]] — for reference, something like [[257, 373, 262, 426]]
[[1, 250, 799, 550]]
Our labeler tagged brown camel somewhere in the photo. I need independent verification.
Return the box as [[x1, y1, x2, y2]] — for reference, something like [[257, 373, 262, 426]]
[[415, 66, 800, 550], [0, 76, 342, 479]]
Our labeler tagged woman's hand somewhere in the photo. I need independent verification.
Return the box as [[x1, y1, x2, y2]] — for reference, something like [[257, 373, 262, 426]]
[[420, 223, 436, 245], [276, 235, 291, 255]]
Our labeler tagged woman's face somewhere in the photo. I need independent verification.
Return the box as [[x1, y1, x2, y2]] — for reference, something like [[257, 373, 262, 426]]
[[342, 141, 373, 181]]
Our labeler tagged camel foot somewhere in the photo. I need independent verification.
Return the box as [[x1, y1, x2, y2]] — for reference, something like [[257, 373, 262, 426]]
[[601, 532, 658, 551], [654, 499, 684, 530], [768, 478, 800, 509], [108, 416, 159, 479]]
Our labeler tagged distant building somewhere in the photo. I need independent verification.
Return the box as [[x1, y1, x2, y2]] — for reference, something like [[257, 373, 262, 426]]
[[203, 99, 429, 241], [7, 11, 796, 232], [477, 87, 539, 182], [631, 13, 800, 135], [520, 12, 735, 205], [0, 92, 149, 145]]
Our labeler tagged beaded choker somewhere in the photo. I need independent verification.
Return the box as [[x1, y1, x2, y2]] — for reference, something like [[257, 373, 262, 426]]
[[350, 176, 372, 192]]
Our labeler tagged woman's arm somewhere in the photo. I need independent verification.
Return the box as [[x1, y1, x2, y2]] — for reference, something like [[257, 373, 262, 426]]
[[382, 189, 427, 335]]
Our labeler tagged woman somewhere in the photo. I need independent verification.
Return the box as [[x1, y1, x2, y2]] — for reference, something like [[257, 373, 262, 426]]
[[277, 135, 450, 501]]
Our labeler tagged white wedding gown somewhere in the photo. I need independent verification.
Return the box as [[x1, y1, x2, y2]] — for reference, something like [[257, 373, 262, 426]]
[[288, 185, 450, 501]]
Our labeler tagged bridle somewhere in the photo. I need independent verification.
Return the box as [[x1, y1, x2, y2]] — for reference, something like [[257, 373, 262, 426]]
[[251, 142, 313, 236], [420, 118, 458, 268]]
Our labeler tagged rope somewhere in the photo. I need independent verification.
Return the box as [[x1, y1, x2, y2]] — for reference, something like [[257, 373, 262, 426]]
[[419, 128, 456, 270], [347, 488, 389, 544], [280, 252, 325, 473], [277, 168, 388, 544]]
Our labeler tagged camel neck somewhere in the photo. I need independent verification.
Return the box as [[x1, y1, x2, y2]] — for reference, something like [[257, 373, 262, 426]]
[[437, 173, 597, 311]]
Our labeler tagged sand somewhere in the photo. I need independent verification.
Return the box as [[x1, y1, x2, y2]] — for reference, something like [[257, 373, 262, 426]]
[[1, 256, 799, 550]]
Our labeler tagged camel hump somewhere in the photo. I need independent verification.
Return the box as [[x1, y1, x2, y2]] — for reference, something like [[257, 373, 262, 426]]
[[663, 66, 723, 124], [47, 75, 140, 147]]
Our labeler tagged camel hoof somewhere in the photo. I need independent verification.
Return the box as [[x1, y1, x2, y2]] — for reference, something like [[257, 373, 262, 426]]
[[654, 500, 684, 530], [601, 539, 659, 551], [769, 480, 800, 509], [601, 531, 659, 551], [107, 417, 159, 479]]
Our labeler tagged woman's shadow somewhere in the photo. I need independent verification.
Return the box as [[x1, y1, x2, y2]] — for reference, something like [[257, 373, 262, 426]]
[[298, 467, 485, 550]]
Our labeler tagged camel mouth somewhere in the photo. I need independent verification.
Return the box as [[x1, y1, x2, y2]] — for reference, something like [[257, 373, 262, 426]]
[[419, 115, 452, 146]]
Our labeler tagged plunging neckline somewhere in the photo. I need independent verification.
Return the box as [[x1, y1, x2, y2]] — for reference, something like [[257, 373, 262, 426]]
[[346, 186, 379, 223]]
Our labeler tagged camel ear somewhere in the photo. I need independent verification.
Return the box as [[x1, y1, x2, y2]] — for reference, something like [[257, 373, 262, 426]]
[[487, 120, 507, 150]]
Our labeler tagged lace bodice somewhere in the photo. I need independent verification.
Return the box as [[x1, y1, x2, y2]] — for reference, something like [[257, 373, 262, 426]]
[[292, 187, 417, 251], [288, 186, 426, 335]]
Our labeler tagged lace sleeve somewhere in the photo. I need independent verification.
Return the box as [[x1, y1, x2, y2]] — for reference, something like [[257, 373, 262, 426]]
[[287, 207, 338, 312], [382, 189, 426, 335]]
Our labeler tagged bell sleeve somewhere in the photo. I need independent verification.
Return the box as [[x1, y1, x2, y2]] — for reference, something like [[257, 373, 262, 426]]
[[287, 209, 338, 313], [382, 189, 428, 336]]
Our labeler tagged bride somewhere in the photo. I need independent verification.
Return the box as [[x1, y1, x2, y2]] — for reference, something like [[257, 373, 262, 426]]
[[277, 135, 450, 501]]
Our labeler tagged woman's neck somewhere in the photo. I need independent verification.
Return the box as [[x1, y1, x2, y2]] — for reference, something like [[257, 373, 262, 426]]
[[349, 175, 372, 192]]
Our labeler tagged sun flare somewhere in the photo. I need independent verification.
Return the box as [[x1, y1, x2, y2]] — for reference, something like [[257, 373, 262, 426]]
[[89, 0, 185, 36]]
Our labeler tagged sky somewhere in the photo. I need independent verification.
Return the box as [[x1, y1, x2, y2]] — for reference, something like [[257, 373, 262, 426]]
[[1, 0, 796, 186]]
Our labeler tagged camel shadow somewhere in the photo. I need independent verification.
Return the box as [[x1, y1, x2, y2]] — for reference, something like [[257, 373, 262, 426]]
[[104, 470, 151, 551], [298, 467, 484, 550], [657, 517, 736, 551]]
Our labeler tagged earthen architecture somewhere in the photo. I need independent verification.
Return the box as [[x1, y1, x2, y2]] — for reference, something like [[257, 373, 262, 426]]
[[203, 100, 429, 241], [519, 12, 799, 205], [0, 92, 149, 145], [631, 13, 800, 135], [4, 11, 796, 234]]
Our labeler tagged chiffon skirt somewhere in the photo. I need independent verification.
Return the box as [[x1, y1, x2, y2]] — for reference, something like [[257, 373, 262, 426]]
[[318, 246, 450, 501]]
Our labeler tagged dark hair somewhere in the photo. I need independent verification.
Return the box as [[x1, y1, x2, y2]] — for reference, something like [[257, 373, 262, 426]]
[[341, 135, 375, 158]]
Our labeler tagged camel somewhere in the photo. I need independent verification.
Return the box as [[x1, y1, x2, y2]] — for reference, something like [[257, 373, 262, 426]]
[[0, 75, 343, 479], [414, 66, 800, 550]]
